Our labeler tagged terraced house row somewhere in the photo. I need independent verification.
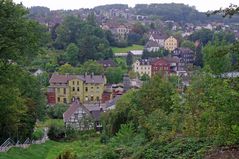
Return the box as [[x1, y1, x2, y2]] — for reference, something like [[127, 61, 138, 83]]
[[47, 73, 106, 105]]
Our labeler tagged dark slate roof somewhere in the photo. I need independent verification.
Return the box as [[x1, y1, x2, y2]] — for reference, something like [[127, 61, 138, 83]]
[[90, 110, 102, 121], [163, 56, 180, 63], [138, 58, 158, 65], [106, 95, 121, 108], [97, 59, 116, 67], [145, 40, 159, 48], [148, 29, 161, 35], [151, 33, 167, 40], [49, 73, 105, 84], [174, 47, 194, 54]]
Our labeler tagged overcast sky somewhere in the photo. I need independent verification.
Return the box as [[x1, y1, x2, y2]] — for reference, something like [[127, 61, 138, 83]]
[[13, 0, 238, 12]]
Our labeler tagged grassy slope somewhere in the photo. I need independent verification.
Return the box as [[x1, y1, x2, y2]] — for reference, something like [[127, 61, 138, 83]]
[[112, 44, 144, 53], [0, 137, 104, 159]]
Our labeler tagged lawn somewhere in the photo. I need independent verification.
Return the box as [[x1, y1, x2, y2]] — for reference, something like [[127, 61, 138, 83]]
[[0, 136, 105, 159], [111, 44, 144, 53]]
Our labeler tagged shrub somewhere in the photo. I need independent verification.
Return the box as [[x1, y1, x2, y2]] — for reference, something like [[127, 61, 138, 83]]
[[48, 124, 65, 141], [47, 103, 68, 119], [56, 149, 78, 159], [65, 126, 78, 140], [32, 128, 44, 140]]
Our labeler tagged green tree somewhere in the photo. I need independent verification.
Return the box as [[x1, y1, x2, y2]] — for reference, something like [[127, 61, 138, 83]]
[[65, 43, 79, 66], [58, 63, 76, 74], [78, 60, 104, 75], [0, 0, 46, 142], [86, 12, 97, 26], [181, 40, 195, 50], [0, 0, 46, 65], [189, 29, 214, 45], [105, 67, 125, 84], [194, 44, 203, 67], [183, 72, 239, 145], [126, 53, 133, 67], [54, 16, 82, 49], [203, 41, 232, 74]]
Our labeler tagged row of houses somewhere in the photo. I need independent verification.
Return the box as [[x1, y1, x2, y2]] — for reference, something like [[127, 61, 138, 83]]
[[47, 73, 141, 131], [47, 71, 142, 105], [145, 32, 178, 52], [133, 47, 195, 77]]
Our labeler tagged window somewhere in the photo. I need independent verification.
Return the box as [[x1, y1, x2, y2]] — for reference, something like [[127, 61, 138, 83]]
[[91, 86, 93, 89], [77, 81, 79, 85], [63, 88, 66, 94], [73, 81, 75, 85], [91, 96, 94, 101], [77, 87, 80, 91], [97, 87, 99, 89], [72, 87, 75, 91], [57, 88, 60, 93], [63, 98, 67, 103], [96, 96, 100, 101], [57, 97, 60, 102], [85, 87, 88, 92]]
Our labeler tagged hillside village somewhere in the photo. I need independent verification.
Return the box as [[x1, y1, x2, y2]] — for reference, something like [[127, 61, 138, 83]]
[[1, 1, 239, 159], [30, 4, 239, 132]]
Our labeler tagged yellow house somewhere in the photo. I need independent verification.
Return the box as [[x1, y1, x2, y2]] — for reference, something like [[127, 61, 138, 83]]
[[133, 59, 152, 77], [47, 73, 106, 105], [164, 36, 178, 52]]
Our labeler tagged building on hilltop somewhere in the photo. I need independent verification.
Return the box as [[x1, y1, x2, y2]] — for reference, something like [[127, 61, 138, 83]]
[[47, 73, 106, 105], [133, 57, 180, 78]]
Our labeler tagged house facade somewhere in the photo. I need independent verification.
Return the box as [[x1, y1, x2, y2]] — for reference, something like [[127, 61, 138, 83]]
[[133, 59, 152, 77], [172, 47, 195, 65], [63, 101, 104, 131], [47, 73, 106, 105], [151, 58, 171, 76], [133, 57, 180, 78], [63, 101, 94, 130], [148, 33, 166, 47], [145, 40, 160, 52], [164, 36, 178, 52]]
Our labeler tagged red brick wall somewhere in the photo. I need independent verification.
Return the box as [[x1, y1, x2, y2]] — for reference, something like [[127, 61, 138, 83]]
[[47, 92, 56, 105], [151, 59, 170, 76], [101, 92, 111, 103]]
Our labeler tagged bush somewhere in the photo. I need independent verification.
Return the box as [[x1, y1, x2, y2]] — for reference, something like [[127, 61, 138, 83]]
[[56, 149, 78, 159], [32, 128, 44, 140], [65, 126, 79, 140], [48, 124, 66, 141], [47, 103, 68, 119]]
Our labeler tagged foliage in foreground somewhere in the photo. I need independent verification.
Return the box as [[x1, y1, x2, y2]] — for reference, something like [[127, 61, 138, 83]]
[[101, 72, 239, 158]]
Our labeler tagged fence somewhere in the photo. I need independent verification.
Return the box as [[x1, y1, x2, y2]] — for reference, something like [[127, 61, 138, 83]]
[[0, 128, 48, 152]]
